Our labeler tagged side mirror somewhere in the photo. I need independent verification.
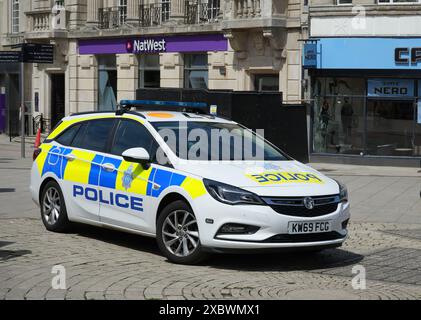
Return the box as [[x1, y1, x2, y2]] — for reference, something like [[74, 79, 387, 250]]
[[122, 148, 151, 166]]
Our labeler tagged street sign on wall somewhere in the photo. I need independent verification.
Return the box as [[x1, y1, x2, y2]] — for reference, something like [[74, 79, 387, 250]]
[[1, 43, 55, 64], [21, 44, 54, 64], [0, 51, 21, 63], [303, 43, 317, 69]]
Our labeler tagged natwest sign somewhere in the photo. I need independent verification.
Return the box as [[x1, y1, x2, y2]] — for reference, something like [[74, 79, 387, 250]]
[[78, 34, 228, 55], [127, 38, 167, 53]]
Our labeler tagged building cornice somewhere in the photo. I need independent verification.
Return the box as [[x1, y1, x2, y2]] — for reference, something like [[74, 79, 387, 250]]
[[309, 4, 421, 16]]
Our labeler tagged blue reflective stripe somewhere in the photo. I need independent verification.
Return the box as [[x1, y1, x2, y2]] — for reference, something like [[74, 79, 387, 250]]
[[147, 169, 187, 198], [42, 146, 72, 180], [151, 169, 173, 198], [99, 157, 122, 189], [59, 149, 73, 179], [170, 173, 186, 187], [146, 167, 157, 196], [88, 155, 104, 186]]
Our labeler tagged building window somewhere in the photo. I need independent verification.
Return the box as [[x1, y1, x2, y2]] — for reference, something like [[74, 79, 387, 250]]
[[208, 0, 221, 19], [311, 77, 421, 157], [253, 74, 279, 92], [337, 0, 352, 4], [162, 0, 170, 22], [119, 0, 127, 24], [98, 55, 117, 111], [139, 54, 161, 88], [184, 54, 209, 89], [312, 77, 366, 155], [11, 0, 19, 33]]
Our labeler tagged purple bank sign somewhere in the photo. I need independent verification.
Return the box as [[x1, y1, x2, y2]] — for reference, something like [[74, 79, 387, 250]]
[[78, 34, 228, 55]]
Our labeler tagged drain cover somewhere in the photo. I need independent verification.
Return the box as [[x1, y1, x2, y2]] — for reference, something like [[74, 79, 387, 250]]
[[0, 188, 15, 193]]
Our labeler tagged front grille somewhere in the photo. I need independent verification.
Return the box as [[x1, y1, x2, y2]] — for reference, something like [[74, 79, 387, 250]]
[[262, 232, 345, 243], [262, 195, 340, 218]]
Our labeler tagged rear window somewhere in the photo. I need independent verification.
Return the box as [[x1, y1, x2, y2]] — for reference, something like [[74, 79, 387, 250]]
[[55, 124, 81, 146], [71, 119, 115, 152]]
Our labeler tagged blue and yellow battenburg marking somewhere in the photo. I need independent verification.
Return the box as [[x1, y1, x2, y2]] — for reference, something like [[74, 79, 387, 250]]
[[37, 144, 207, 212], [247, 171, 324, 185]]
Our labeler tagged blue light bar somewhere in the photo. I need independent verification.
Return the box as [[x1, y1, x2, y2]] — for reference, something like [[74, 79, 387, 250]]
[[120, 99, 208, 109]]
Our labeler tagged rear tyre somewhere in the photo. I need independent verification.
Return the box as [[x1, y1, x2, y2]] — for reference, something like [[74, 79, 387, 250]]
[[40, 180, 70, 232], [157, 200, 208, 265]]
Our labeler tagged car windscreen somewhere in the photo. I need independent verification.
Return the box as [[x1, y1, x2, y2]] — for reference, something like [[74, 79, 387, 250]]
[[151, 121, 289, 161]]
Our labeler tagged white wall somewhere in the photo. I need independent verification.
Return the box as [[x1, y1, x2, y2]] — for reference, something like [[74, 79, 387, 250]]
[[311, 15, 421, 37]]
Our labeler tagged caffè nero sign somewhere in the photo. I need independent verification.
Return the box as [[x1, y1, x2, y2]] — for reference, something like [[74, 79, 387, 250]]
[[368, 79, 414, 97], [127, 38, 166, 54]]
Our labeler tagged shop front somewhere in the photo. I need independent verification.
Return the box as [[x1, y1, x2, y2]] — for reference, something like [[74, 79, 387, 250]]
[[304, 38, 421, 166], [78, 34, 228, 111]]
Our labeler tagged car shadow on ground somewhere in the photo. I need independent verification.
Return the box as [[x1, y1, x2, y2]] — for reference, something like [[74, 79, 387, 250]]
[[205, 249, 364, 272], [70, 223, 160, 255], [68, 224, 363, 272], [0, 241, 32, 262]]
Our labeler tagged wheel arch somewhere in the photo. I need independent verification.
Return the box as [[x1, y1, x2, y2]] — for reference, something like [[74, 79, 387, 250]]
[[39, 177, 60, 204], [156, 192, 192, 225]]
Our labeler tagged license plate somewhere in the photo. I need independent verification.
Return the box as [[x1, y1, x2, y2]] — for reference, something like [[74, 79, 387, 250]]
[[288, 221, 332, 234]]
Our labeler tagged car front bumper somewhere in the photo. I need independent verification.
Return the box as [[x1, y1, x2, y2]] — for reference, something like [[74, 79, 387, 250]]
[[192, 194, 350, 251]]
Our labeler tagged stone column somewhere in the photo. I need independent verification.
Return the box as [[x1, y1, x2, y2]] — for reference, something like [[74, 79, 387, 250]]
[[117, 54, 138, 102], [127, 0, 140, 25], [170, 0, 185, 23], [87, 0, 103, 27]]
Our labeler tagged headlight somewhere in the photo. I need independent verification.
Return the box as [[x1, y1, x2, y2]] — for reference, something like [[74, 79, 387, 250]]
[[203, 179, 264, 206], [335, 180, 348, 203]]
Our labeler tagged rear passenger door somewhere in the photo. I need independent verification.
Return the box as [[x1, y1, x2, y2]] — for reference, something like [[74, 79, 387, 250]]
[[98, 119, 158, 232], [60, 118, 116, 222]]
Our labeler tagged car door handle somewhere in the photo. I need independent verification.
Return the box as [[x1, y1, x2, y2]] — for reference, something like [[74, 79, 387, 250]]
[[64, 154, 76, 162], [101, 163, 116, 173]]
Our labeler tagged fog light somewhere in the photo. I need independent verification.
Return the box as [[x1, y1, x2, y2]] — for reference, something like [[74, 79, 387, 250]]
[[342, 219, 350, 229], [217, 223, 260, 235]]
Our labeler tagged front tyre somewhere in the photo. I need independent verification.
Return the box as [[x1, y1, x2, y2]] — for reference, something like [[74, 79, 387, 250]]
[[157, 200, 207, 265], [40, 180, 70, 232]]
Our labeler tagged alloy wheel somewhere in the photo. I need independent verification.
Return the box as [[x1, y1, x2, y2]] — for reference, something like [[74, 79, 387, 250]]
[[162, 210, 200, 257], [42, 187, 61, 225]]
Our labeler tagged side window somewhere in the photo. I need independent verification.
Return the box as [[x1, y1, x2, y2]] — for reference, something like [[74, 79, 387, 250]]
[[111, 120, 158, 160], [55, 124, 81, 146], [71, 119, 115, 152]]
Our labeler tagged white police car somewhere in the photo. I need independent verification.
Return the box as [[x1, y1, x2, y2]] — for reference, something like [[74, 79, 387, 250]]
[[30, 100, 350, 264]]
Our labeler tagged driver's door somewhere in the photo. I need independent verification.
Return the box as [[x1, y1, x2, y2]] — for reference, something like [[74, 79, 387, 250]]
[[98, 119, 158, 232]]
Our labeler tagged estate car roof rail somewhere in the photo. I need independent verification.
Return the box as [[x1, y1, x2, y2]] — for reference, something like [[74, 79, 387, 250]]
[[118, 99, 209, 116], [70, 110, 146, 119]]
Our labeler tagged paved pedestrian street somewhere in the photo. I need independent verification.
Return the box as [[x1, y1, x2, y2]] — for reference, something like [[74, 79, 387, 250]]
[[1, 219, 421, 300], [1, 136, 421, 300]]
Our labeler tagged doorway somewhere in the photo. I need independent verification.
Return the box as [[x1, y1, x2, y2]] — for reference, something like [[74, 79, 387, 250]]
[[51, 74, 65, 129]]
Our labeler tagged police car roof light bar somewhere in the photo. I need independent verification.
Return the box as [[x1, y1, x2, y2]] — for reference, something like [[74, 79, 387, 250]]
[[118, 99, 209, 115]]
